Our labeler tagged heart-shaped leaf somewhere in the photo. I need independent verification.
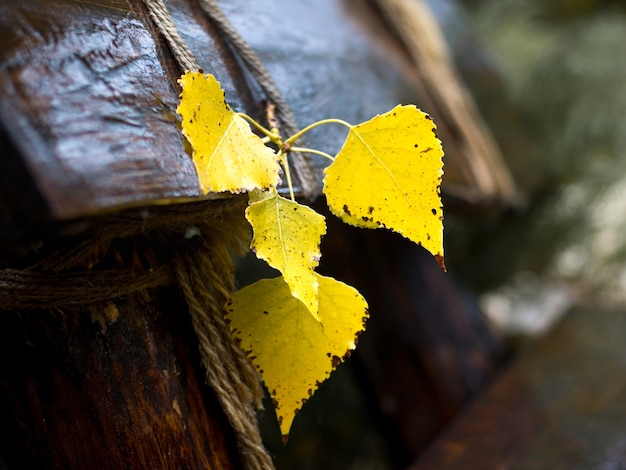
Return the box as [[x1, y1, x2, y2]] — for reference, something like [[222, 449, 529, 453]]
[[323, 105, 445, 267], [177, 72, 281, 194], [225, 274, 368, 438], [246, 194, 327, 321]]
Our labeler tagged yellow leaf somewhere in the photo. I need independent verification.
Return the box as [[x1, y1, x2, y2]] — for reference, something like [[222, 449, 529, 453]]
[[246, 194, 326, 320], [323, 105, 445, 267], [177, 72, 281, 194], [225, 274, 368, 438]]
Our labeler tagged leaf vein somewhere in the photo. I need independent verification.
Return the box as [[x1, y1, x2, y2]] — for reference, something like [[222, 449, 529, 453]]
[[352, 130, 413, 208]]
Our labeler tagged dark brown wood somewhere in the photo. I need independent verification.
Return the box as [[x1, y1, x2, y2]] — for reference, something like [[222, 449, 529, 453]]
[[411, 304, 626, 469], [0, 284, 241, 469], [0, 194, 255, 468], [0, 0, 199, 219], [0, 2, 257, 465]]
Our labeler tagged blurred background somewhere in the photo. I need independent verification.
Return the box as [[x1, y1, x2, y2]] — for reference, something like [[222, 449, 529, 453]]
[[451, 0, 626, 328], [256, 0, 626, 467]]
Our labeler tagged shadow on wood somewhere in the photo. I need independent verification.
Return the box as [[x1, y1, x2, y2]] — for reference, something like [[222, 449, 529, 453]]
[[0, 283, 241, 468]]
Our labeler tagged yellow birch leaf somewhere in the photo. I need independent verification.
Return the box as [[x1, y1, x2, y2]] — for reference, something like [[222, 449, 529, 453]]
[[246, 194, 326, 320], [177, 72, 281, 194], [225, 274, 368, 438], [323, 105, 445, 268]]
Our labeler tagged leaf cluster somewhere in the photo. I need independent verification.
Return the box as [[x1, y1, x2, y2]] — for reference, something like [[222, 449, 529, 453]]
[[177, 71, 444, 439]]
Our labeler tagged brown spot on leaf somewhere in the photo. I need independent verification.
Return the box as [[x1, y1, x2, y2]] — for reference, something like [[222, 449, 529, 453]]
[[343, 204, 351, 216], [435, 254, 446, 272]]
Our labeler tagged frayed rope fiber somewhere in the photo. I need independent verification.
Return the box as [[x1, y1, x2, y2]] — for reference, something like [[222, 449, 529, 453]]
[[0, 197, 274, 470]]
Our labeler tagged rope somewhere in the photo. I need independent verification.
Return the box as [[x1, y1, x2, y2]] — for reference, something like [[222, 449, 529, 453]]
[[142, 0, 199, 72], [143, 2, 281, 466], [175, 245, 274, 470], [0, 198, 273, 469], [0, 265, 172, 310]]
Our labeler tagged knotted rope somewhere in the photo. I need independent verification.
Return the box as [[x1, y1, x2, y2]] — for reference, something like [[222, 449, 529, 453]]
[[0, 198, 273, 469]]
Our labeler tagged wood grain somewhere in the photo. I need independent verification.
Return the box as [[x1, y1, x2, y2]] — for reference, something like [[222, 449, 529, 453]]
[[0, 0, 200, 220], [0, 283, 241, 469]]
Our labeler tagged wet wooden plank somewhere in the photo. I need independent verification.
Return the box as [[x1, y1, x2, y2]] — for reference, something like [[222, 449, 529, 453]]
[[412, 304, 626, 469], [0, 0, 412, 224], [0, 0, 516, 254], [0, 0, 203, 220]]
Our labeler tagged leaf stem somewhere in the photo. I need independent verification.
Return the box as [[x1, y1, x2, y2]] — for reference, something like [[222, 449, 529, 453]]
[[279, 151, 296, 201], [284, 118, 352, 145], [237, 112, 282, 145], [290, 146, 335, 162], [237, 114, 352, 199]]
